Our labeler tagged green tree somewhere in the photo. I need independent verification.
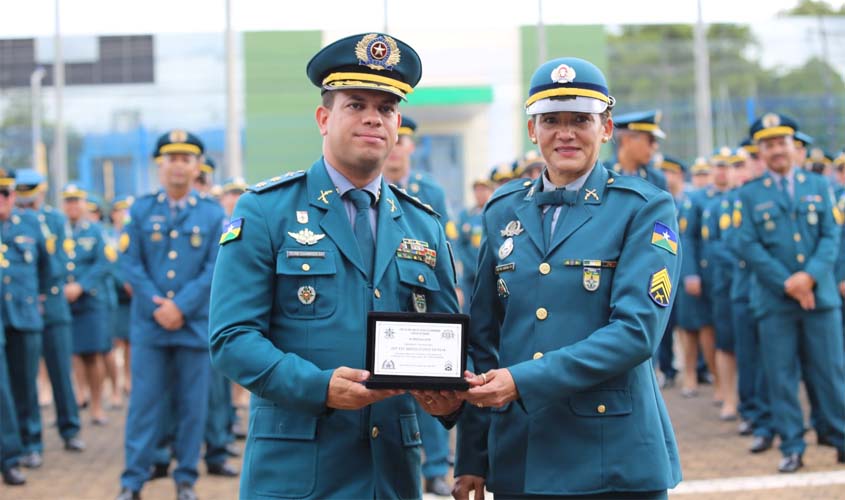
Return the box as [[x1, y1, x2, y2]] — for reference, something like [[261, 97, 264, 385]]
[[780, 0, 845, 16]]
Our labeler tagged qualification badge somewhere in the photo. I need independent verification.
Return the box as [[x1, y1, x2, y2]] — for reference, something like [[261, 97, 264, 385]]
[[583, 266, 600, 292], [648, 267, 672, 308], [288, 228, 326, 246], [500, 220, 524, 237], [412, 291, 427, 313], [296, 211, 309, 224], [498, 237, 514, 259], [298, 286, 316, 305], [496, 278, 510, 299]]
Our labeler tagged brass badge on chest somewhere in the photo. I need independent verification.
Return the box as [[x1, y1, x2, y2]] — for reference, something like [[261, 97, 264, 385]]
[[807, 211, 818, 225], [191, 234, 202, 248]]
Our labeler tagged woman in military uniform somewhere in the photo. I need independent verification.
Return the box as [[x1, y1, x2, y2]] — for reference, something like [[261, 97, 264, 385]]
[[453, 57, 681, 499], [62, 185, 111, 425]]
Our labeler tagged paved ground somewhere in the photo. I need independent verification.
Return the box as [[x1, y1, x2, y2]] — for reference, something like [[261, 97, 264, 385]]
[[6, 377, 845, 499]]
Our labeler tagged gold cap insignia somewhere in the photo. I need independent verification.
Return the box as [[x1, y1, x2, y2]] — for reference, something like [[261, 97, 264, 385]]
[[169, 129, 188, 143], [761, 113, 780, 128], [355, 34, 401, 71]]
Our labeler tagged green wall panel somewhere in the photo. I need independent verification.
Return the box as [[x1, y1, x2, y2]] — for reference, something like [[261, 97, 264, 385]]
[[244, 31, 323, 181]]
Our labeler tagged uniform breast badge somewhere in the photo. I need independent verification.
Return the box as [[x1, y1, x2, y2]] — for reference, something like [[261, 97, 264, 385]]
[[582, 265, 600, 292], [500, 220, 524, 237], [298, 285, 316, 305], [498, 237, 514, 259], [496, 278, 510, 298], [288, 228, 326, 246], [648, 267, 672, 307], [296, 211, 309, 224], [412, 291, 427, 313]]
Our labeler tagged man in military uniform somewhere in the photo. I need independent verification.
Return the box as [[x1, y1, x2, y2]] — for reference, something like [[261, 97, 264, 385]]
[[0, 170, 27, 485], [733, 113, 845, 472], [209, 33, 461, 499], [725, 148, 774, 449], [793, 131, 813, 167], [13, 169, 85, 453], [0, 170, 55, 469], [611, 110, 668, 190], [117, 130, 225, 500], [194, 156, 216, 194], [689, 157, 712, 189], [456, 178, 495, 314], [514, 150, 545, 180]]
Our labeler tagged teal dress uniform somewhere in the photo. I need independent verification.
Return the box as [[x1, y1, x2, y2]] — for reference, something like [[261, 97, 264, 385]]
[[209, 157, 459, 499], [456, 205, 484, 312], [726, 196, 772, 439], [611, 162, 668, 191], [66, 219, 111, 354], [733, 167, 845, 459], [104, 223, 131, 341], [701, 190, 735, 352], [1, 209, 53, 454], [28, 205, 81, 445], [0, 238, 25, 475], [456, 163, 682, 496], [674, 188, 714, 330], [119, 187, 224, 492], [402, 170, 458, 239]]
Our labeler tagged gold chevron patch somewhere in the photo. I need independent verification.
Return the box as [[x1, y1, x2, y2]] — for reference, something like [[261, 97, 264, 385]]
[[648, 267, 672, 307]]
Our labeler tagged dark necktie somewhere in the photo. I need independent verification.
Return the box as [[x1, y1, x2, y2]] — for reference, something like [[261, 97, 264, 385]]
[[778, 177, 793, 210], [535, 189, 577, 250], [346, 189, 375, 280]]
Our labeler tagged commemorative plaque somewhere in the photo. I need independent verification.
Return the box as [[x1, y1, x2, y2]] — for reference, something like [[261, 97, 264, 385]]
[[365, 312, 470, 390]]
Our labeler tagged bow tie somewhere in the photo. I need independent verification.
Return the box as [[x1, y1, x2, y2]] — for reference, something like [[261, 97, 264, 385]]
[[534, 189, 578, 207]]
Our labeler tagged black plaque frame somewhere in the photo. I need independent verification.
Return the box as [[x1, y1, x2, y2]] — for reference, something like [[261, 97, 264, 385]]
[[365, 311, 470, 390]]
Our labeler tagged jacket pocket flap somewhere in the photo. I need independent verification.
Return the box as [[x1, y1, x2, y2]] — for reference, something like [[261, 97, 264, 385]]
[[250, 407, 318, 440], [276, 249, 336, 276]]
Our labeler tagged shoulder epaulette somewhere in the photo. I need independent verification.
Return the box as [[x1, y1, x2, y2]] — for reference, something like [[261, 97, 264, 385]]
[[389, 184, 439, 216], [487, 178, 532, 207], [247, 170, 306, 194], [606, 171, 660, 201]]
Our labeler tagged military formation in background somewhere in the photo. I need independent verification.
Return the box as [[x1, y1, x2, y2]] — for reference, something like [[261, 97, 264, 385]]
[[1, 30, 845, 500]]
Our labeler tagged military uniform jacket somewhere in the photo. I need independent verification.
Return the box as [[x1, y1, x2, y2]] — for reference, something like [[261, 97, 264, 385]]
[[726, 195, 752, 302], [122, 190, 224, 349], [833, 185, 845, 287], [209, 160, 459, 500], [456, 206, 483, 282], [0, 210, 54, 332], [612, 162, 668, 191], [701, 189, 735, 296], [34, 206, 73, 325], [733, 170, 842, 317], [65, 220, 110, 315], [455, 164, 681, 496]]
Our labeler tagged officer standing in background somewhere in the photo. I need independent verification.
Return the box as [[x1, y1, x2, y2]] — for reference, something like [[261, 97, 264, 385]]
[[0, 169, 54, 470], [701, 149, 740, 420], [209, 33, 461, 499], [455, 177, 495, 313], [202, 177, 244, 479], [62, 183, 111, 426], [117, 130, 225, 500], [611, 110, 668, 190], [733, 113, 845, 473], [793, 131, 813, 167], [106, 195, 134, 403], [194, 157, 216, 195], [0, 170, 27, 486], [13, 169, 85, 453]]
